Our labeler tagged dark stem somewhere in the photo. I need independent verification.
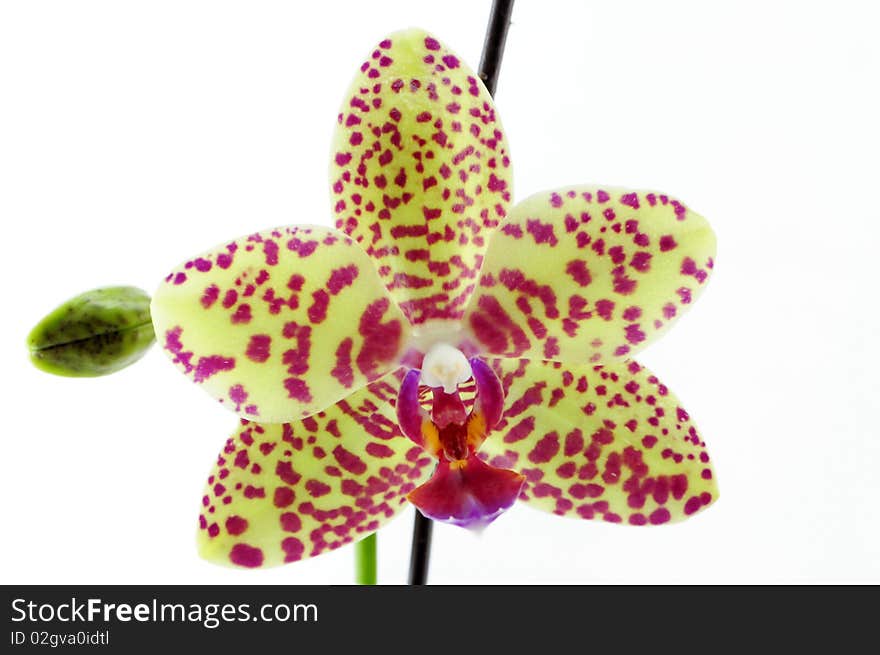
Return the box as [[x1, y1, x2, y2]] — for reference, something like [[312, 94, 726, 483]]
[[478, 0, 515, 96], [406, 0, 515, 586], [407, 511, 434, 585]]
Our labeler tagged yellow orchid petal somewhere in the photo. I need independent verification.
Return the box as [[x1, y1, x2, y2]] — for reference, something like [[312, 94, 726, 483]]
[[197, 374, 435, 568], [151, 226, 411, 423], [330, 28, 513, 326], [480, 358, 717, 524], [465, 187, 715, 363]]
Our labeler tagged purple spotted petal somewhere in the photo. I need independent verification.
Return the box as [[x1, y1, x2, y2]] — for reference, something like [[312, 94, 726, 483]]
[[330, 28, 513, 325], [151, 225, 411, 422], [464, 187, 715, 364]]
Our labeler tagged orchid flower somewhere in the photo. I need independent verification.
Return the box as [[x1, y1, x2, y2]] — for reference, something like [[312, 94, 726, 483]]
[[149, 29, 717, 568]]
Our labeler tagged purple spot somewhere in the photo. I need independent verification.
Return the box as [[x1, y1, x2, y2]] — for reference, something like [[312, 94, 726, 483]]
[[263, 240, 279, 266], [193, 356, 235, 383], [487, 173, 507, 192], [333, 445, 367, 475], [245, 335, 271, 362], [232, 304, 252, 323], [305, 480, 331, 498], [229, 543, 263, 568], [526, 219, 558, 246], [442, 55, 460, 69], [280, 512, 302, 532], [684, 496, 702, 515], [659, 235, 677, 252], [327, 265, 359, 294], [622, 306, 642, 321], [201, 285, 220, 309], [282, 537, 305, 562], [624, 324, 646, 345], [630, 251, 652, 272], [596, 299, 615, 320], [565, 260, 592, 286], [308, 290, 329, 323], [225, 516, 248, 535], [528, 433, 560, 464], [620, 192, 640, 209], [284, 378, 312, 402], [366, 442, 395, 458], [275, 461, 301, 486]]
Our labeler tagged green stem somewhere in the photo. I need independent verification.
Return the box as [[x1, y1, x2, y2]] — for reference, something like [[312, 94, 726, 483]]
[[355, 533, 377, 585]]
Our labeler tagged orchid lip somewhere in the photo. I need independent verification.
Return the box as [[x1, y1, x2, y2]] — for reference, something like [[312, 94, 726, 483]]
[[394, 348, 518, 528], [407, 454, 526, 531]]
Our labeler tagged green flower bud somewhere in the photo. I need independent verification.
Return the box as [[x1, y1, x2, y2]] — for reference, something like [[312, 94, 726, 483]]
[[27, 286, 156, 377]]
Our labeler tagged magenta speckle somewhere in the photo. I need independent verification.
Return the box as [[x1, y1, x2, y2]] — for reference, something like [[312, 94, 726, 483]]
[[284, 378, 312, 402], [595, 299, 615, 320], [528, 433, 560, 464], [624, 324, 646, 345], [245, 334, 271, 363], [565, 260, 592, 286], [526, 219, 559, 246], [620, 192, 640, 209], [263, 240, 279, 266], [630, 251, 652, 272], [200, 285, 220, 309], [225, 516, 248, 535], [684, 496, 702, 515], [193, 355, 235, 383], [282, 537, 305, 562], [442, 54, 460, 69], [327, 265, 359, 294], [229, 543, 263, 568], [659, 235, 677, 252], [231, 304, 252, 324]]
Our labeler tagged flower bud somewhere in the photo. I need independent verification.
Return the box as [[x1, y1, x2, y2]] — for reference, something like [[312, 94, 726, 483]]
[[27, 286, 155, 377]]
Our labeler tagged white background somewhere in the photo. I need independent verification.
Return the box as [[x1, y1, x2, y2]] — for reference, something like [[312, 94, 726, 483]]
[[1, 0, 878, 584]]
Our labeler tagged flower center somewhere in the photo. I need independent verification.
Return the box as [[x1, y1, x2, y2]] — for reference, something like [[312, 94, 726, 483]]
[[419, 343, 472, 394], [395, 351, 504, 462], [394, 350, 525, 530]]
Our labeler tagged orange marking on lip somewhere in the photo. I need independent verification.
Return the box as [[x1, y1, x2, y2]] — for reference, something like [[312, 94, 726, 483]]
[[421, 420, 442, 457], [465, 411, 487, 451]]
